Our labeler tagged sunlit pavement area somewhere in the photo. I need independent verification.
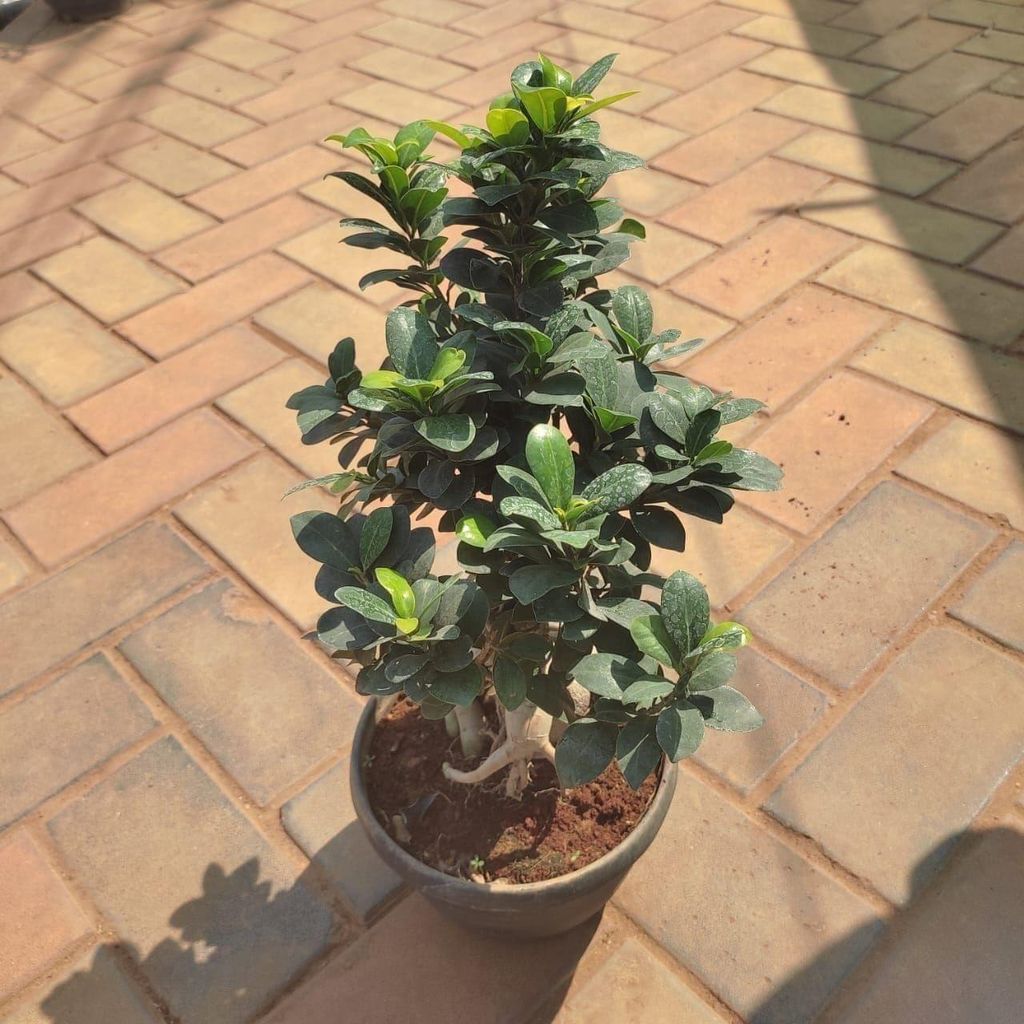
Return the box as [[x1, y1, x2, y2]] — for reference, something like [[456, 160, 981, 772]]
[[1, 0, 1024, 1021]]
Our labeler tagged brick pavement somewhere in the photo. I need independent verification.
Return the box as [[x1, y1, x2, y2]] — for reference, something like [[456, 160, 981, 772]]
[[1, 0, 1023, 1021]]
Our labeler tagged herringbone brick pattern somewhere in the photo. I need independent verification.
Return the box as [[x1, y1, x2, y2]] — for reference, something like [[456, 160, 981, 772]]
[[1, 1, 1023, 1021]]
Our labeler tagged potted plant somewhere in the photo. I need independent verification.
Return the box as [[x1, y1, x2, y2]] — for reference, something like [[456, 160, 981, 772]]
[[288, 54, 781, 938]]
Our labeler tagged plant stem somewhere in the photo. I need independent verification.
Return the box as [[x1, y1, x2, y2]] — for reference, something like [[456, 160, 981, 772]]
[[453, 700, 487, 758]]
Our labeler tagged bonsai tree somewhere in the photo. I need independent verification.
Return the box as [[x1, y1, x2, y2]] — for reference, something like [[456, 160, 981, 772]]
[[288, 54, 781, 799]]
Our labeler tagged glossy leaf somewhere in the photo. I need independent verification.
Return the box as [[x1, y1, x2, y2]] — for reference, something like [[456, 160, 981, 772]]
[[525, 423, 575, 510], [580, 464, 652, 513], [455, 513, 495, 548], [661, 570, 709, 655], [415, 415, 476, 452], [375, 567, 416, 618]]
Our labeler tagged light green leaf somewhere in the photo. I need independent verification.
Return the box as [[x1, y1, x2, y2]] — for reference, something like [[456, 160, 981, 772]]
[[424, 119, 472, 149], [525, 423, 575, 511], [514, 84, 567, 133], [429, 347, 466, 382], [374, 567, 416, 618], [415, 414, 476, 452], [455, 513, 496, 548], [486, 107, 530, 145], [701, 621, 751, 652], [629, 614, 679, 667], [574, 91, 637, 118]]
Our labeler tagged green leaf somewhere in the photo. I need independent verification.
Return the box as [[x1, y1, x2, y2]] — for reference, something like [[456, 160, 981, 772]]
[[336, 587, 397, 625], [571, 652, 646, 699], [572, 53, 617, 96], [656, 700, 705, 761], [374, 567, 416, 618], [385, 652, 430, 683], [701, 621, 752, 652], [428, 347, 467, 383], [694, 440, 733, 465], [618, 217, 646, 239], [616, 717, 663, 789], [595, 408, 637, 434], [555, 719, 617, 788], [499, 496, 561, 532], [613, 285, 653, 342], [688, 651, 737, 692], [580, 464, 653, 513], [647, 393, 690, 444], [424, 119, 472, 149], [508, 563, 579, 604], [514, 84, 567, 133], [573, 91, 637, 118], [661, 570, 710, 655], [504, 633, 551, 662], [455, 513, 495, 548], [430, 663, 484, 707], [632, 507, 685, 550], [493, 654, 527, 711], [486, 107, 530, 145], [694, 686, 763, 732], [629, 614, 679, 667], [317, 606, 378, 652], [282, 473, 354, 498], [706, 449, 783, 492], [415, 414, 476, 452], [359, 507, 393, 568], [360, 369, 406, 391], [291, 511, 357, 571], [386, 307, 438, 379], [620, 677, 676, 709], [525, 424, 575, 511], [496, 466, 553, 509]]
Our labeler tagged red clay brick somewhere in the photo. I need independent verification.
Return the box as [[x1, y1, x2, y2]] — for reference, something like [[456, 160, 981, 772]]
[[116, 253, 309, 358], [67, 325, 284, 452], [4, 410, 252, 566]]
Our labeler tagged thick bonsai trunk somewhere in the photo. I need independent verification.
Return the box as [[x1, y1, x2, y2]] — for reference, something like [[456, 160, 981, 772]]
[[442, 701, 556, 798], [450, 701, 487, 758]]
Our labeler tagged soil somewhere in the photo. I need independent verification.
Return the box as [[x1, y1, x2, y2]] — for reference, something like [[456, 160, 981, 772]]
[[365, 698, 658, 884]]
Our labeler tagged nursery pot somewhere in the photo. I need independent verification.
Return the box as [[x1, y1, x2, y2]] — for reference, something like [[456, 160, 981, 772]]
[[350, 697, 678, 939], [45, 0, 127, 22]]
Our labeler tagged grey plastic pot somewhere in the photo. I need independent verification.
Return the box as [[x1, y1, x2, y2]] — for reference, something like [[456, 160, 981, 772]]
[[350, 697, 677, 938]]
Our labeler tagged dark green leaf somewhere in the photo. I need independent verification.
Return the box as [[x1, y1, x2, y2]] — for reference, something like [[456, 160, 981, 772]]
[[291, 511, 357, 571], [571, 652, 646, 698], [386, 307, 438, 379], [632, 507, 685, 549], [616, 716, 662, 789], [694, 686, 763, 732], [555, 719, 617, 788], [493, 654, 527, 710], [613, 285, 653, 342], [661, 570, 709, 655], [509, 563, 579, 603], [580, 464, 653, 513], [359, 506, 393, 568], [415, 414, 476, 452], [656, 700, 705, 760], [496, 466, 553, 509], [572, 53, 617, 96], [629, 614, 679, 667], [430, 663, 483, 706], [336, 587, 397, 625], [688, 651, 737, 692]]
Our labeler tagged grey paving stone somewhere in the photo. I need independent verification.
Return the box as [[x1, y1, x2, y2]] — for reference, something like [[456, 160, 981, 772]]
[[951, 542, 1024, 654], [0, 653, 154, 828], [695, 649, 829, 793], [834, 825, 1024, 1024], [0, 522, 207, 697], [46, 736, 335, 1024], [1, 947, 161, 1024], [281, 758, 400, 921], [615, 776, 883, 1024], [767, 628, 1024, 905], [119, 580, 361, 805], [742, 482, 992, 688]]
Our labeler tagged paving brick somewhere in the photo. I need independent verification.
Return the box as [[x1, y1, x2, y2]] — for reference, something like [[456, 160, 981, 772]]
[[340, 81, 463, 124], [111, 135, 237, 196], [71, 54, 207, 102], [3, 76, 90, 126], [0, 522, 205, 696], [378, 0, 476, 25], [745, 371, 932, 532], [0, 162, 124, 235], [801, 181, 1002, 263], [661, 157, 829, 244], [853, 319, 1024, 433], [952, 542, 1024, 654], [742, 482, 992, 688], [237, 67, 369, 123], [281, 757, 400, 920], [0, 302, 146, 407], [455, 0, 554, 35], [642, 34, 769, 92], [768, 628, 1024, 904], [736, 15, 873, 56], [121, 580, 359, 805], [211, 0, 306, 36], [216, 359, 347, 480], [933, 0, 1024, 33], [620, 226, 713, 288], [362, 17, 472, 59], [818, 243, 1024, 348], [277, 6, 384, 50], [189, 29, 290, 71], [0, 211, 94, 276], [855, 17, 977, 71], [901, 91, 1024, 162], [591, 107, 685, 160], [831, 0, 935, 34], [695, 649, 828, 794], [543, 1, 660, 39], [33, 236, 182, 325], [42, 85, 180, 140], [46, 736, 335, 1024], [188, 145, 339, 219], [653, 111, 806, 184], [898, 417, 1024, 530], [4, 121, 155, 186], [5, 411, 251, 567], [165, 59, 273, 105], [174, 453, 336, 629], [67, 326, 283, 452], [0, 374, 95, 513], [778, 129, 958, 197], [672, 216, 853, 320], [972, 224, 1024, 287], [931, 138, 1024, 224], [874, 51, 1008, 114], [0, 831, 91, 1002], [0, 654, 154, 828], [959, 28, 1024, 64], [264, 894, 617, 1024], [646, 69, 788, 135], [835, 824, 1024, 1024], [993, 65, 1024, 96], [746, 47, 899, 95], [0, 118, 58, 165], [0, 537, 29, 597], [0, 271, 52, 325], [555, 938, 727, 1024], [606, 167, 700, 218], [139, 95, 258, 148], [759, 84, 927, 142], [259, 34, 367, 83], [117, 253, 308, 358], [1, 947, 161, 1024], [451, 21, 562, 71], [616, 776, 882, 1024], [652, 505, 791, 608], [75, 180, 215, 253], [214, 105, 343, 168], [646, 291, 734, 359]]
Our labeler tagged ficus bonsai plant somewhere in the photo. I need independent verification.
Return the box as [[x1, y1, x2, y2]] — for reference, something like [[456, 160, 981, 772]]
[[287, 53, 781, 908]]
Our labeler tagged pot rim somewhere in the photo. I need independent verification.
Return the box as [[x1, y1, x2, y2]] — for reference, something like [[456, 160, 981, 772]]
[[350, 695, 676, 899]]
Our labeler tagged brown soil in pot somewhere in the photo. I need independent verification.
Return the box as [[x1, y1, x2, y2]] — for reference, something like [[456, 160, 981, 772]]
[[365, 698, 657, 884]]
